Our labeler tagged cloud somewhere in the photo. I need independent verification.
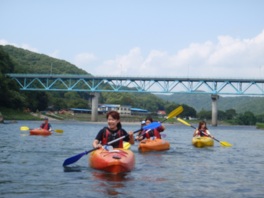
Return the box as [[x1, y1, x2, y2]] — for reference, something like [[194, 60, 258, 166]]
[[79, 30, 264, 78], [73, 52, 98, 71], [89, 47, 144, 76], [49, 50, 60, 59]]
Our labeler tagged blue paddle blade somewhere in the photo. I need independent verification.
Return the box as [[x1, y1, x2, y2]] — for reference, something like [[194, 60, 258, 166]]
[[63, 148, 97, 167], [143, 122, 161, 130]]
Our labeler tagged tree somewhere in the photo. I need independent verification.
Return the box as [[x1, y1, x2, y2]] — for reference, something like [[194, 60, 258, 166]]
[[225, 109, 237, 120], [197, 109, 211, 120], [236, 111, 256, 125], [0, 47, 25, 109]]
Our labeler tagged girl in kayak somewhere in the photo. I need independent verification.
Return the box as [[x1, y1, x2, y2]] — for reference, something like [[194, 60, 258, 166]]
[[193, 121, 214, 138], [136, 117, 165, 141], [93, 111, 135, 149]]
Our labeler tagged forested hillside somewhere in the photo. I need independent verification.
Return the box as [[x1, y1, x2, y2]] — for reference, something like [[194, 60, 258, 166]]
[[156, 93, 264, 115], [2, 45, 89, 75]]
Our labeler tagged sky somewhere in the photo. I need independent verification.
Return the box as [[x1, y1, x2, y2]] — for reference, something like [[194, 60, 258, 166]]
[[1, 0, 264, 78]]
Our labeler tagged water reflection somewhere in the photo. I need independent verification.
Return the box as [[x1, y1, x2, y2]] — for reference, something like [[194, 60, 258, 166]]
[[63, 165, 84, 172], [91, 171, 131, 196], [92, 171, 130, 182]]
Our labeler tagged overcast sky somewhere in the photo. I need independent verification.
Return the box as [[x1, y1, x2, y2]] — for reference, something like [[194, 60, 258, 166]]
[[1, 0, 264, 78]]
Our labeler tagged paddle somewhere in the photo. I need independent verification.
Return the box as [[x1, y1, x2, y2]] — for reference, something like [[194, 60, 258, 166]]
[[161, 106, 184, 123], [62, 121, 161, 167], [123, 142, 131, 150], [176, 118, 232, 147], [20, 126, 64, 133], [137, 106, 183, 140]]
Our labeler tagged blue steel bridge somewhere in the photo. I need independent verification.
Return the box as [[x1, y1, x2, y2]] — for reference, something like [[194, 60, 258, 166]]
[[6, 73, 264, 95], [7, 73, 264, 125]]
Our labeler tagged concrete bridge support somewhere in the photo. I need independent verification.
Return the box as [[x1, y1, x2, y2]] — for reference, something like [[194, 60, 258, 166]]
[[211, 94, 219, 126], [91, 92, 99, 122]]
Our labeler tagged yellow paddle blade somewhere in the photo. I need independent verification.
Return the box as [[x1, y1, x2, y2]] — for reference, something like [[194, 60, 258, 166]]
[[220, 141, 232, 147], [20, 126, 30, 131], [177, 118, 192, 127], [123, 142, 131, 150], [167, 106, 184, 119], [54, 129, 64, 133]]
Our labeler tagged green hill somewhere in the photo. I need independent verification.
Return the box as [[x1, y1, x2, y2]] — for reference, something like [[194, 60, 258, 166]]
[[156, 93, 264, 115], [2, 45, 90, 75]]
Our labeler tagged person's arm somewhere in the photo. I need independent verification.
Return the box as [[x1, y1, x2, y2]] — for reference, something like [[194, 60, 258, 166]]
[[157, 125, 165, 132], [193, 129, 198, 137], [93, 139, 102, 149], [206, 130, 213, 138], [49, 124, 52, 131], [128, 131, 135, 145], [92, 129, 104, 148], [136, 133, 144, 141]]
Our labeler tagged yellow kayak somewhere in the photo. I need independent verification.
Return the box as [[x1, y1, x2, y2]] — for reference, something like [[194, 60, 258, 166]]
[[192, 136, 214, 148]]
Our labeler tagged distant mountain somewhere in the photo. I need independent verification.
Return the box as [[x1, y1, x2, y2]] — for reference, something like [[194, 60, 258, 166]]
[[156, 93, 264, 115]]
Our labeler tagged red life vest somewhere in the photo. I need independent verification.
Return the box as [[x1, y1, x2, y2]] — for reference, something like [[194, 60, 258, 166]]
[[42, 123, 49, 130], [102, 128, 123, 148], [198, 129, 209, 137], [145, 128, 161, 139]]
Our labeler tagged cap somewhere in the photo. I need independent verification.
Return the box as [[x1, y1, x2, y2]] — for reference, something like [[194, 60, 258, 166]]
[[44, 117, 48, 120], [141, 120, 146, 125]]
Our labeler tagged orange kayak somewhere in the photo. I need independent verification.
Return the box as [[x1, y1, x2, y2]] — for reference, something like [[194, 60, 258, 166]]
[[138, 138, 170, 152], [89, 148, 135, 174], [30, 128, 51, 136]]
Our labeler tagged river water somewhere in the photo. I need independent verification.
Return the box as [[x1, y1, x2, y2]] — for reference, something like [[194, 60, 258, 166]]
[[0, 120, 263, 198]]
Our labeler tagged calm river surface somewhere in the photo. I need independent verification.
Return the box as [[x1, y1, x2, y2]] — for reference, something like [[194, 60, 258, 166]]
[[0, 120, 263, 198]]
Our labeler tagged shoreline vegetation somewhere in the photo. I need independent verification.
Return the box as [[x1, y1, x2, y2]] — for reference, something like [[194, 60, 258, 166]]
[[1, 107, 264, 129]]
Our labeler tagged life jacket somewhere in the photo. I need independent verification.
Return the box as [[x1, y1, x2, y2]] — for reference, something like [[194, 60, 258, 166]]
[[42, 123, 49, 130], [145, 128, 161, 139], [198, 129, 209, 137], [102, 127, 123, 148]]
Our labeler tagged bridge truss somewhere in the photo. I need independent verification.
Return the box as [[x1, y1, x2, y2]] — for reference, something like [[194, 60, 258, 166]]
[[7, 73, 264, 96]]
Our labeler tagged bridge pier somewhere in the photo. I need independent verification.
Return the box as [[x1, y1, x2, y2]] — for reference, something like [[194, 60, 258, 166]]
[[91, 93, 99, 122], [211, 94, 219, 126]]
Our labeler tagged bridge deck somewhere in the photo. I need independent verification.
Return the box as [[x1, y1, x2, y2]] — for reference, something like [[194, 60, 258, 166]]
[[7, 73, 264, 95]]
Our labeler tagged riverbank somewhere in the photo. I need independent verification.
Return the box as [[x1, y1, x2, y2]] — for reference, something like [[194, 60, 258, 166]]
[[1, 107, 263, 129], [0, 107, 180, 124], [0, 107, 40, 121]]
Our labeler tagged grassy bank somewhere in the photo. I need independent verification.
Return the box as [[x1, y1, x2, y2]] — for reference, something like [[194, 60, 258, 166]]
[[0, 107, 41, 121], [256, 122, 264, 130]]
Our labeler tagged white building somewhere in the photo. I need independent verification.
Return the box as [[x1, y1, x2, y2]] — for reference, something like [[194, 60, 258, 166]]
[[98, 104, 131, 115]]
